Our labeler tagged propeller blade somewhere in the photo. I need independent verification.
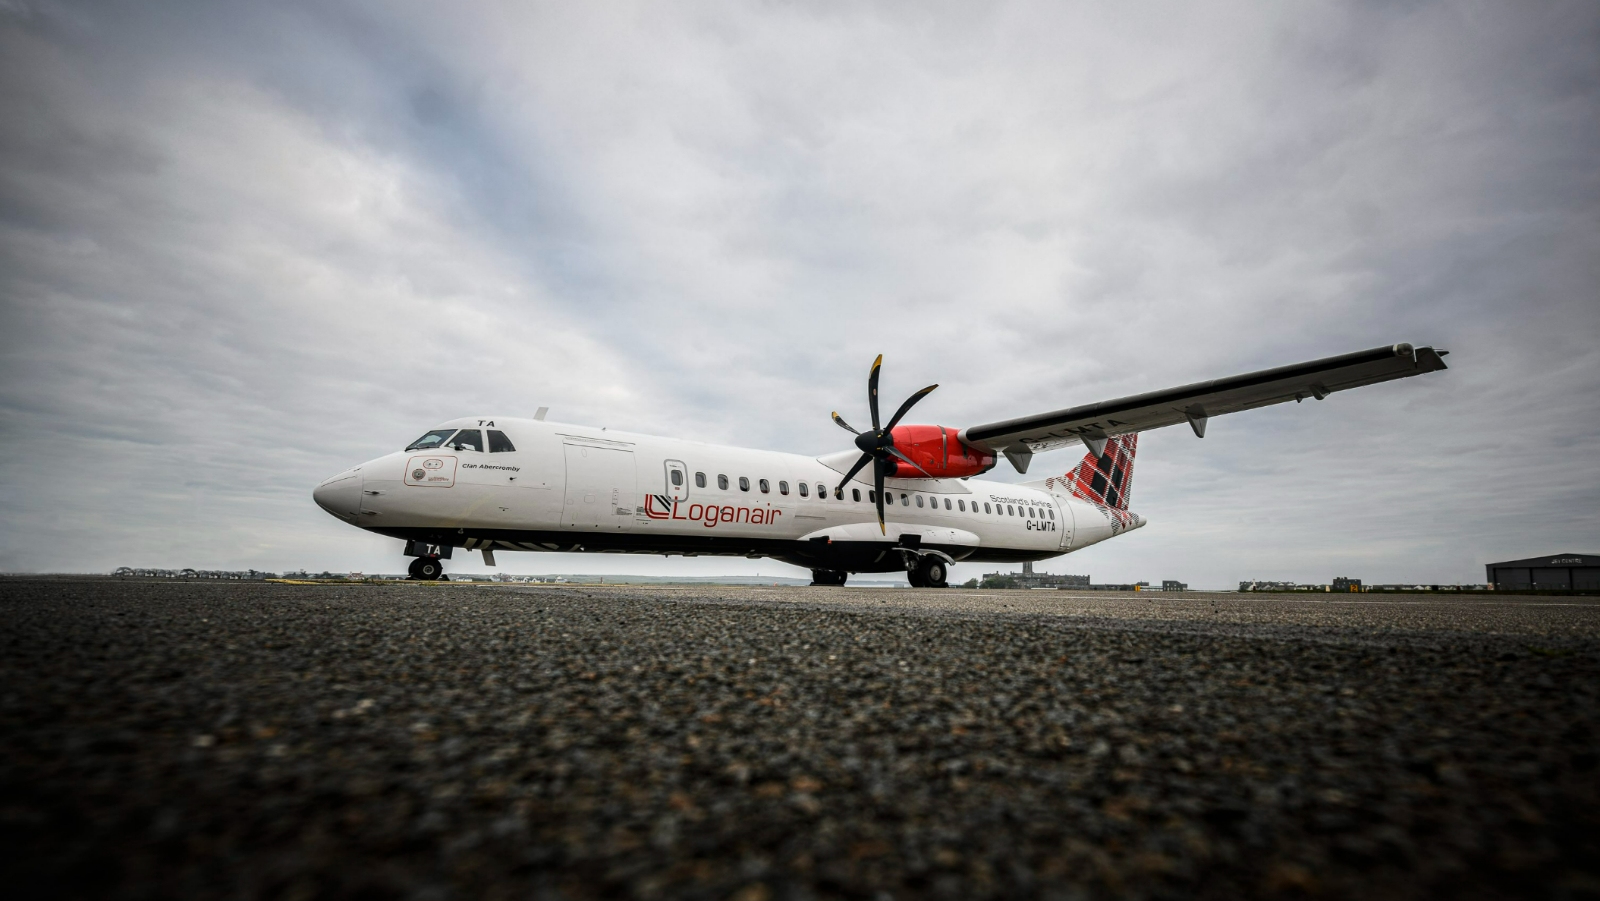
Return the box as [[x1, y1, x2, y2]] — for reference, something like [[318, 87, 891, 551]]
[[831, 411, 860, 435], [887, 446, 933, 478], [884, 384, 938, 431], [836, 452, 873, 496], [868, 354, 883, 431], [874, 456, 889, 535]]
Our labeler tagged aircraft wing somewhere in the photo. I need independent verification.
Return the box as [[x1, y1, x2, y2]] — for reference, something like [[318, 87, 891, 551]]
[[959, 343, 1449, 472]]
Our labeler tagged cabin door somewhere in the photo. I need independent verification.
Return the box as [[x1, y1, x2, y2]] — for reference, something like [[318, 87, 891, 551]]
[[664, 460, 689, 501]]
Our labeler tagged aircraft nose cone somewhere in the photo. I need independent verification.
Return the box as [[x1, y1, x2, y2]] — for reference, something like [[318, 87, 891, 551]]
[[313, 469, 363, 523]]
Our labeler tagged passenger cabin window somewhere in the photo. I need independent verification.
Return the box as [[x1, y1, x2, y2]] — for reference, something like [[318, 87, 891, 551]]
[[852, 488, 861, 502], [695, 472, 707, 488], [739, 476, 750, 492], [759, 478, 770, 493], [798, 482, 809, 497], [487, 430, 515, 453], [718, 474, 729, 490], [915, 496, 924, 508], [900, 493, 908, 505], [958, 500, 965, 511], [449, 429, 484, 452], [1048, 509, 1055, 520], [1007, 505, 1014, 516], [406, 429, 457, 451], [984, 503, 992, 514], [779, 481, 789, 495], [944, 498, 952, 510], [816, 483, 826, 499], [670, 470, 684, 487]]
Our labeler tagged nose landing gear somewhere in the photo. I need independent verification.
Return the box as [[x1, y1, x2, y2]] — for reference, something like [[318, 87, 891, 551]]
[[403, 540, 451, 581]]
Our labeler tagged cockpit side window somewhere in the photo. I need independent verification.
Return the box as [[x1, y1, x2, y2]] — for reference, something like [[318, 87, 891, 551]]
[[406, 429, 457, 451], [449, 429, 484, 452], [487, 430, 516, 453]]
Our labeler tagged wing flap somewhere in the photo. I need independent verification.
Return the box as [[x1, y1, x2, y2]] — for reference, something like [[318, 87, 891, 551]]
[[960, 344, 1448, 455]]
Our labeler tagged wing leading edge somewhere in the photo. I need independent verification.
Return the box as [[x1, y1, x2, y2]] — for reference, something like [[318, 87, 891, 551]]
[[960, 343, 1448, 473]]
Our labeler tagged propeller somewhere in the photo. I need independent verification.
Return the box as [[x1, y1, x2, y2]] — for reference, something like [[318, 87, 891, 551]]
[[831, 355, 938, 534]]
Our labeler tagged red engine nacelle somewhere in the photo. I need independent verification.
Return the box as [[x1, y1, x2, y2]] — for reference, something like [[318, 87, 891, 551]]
[[886, 425, 996, 478]]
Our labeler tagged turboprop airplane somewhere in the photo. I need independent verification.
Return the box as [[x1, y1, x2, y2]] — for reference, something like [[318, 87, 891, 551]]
[[314, 343, 1448, 585]]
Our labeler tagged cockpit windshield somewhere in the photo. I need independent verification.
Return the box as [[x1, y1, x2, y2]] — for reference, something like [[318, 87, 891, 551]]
[[405, 429, 458, 451], [448, 429, 484, 452]]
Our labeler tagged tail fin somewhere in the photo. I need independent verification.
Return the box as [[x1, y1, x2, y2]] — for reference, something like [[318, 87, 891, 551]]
[[1044, 434, 1138, 509]]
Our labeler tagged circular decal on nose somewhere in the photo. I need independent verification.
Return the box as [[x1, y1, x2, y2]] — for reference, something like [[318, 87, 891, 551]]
[[412, 469, 426, 480], [423, 459, 444, 470]]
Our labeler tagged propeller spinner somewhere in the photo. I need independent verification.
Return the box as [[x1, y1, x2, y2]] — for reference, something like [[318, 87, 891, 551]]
[[831, 355, 938, 535]]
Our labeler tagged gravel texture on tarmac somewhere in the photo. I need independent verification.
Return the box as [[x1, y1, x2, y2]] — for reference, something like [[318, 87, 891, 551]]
[[2, 578, 1598, 900]]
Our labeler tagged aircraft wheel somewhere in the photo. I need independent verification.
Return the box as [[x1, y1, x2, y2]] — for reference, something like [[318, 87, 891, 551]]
[[914, 556, 948, 588], [413, 556, 443, 581], [810, 569, 846, 586]]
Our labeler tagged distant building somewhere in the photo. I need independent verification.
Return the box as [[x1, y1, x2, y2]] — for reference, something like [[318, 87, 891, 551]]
[[1485, 553, 1600, 590], [1365, 584, 1492, 592], [982, 562, 1091, 589], [978, 564, 1178, 591], [1332, 576, 1362, 593], [112, 567, 276, 580], [1241, 580, 1343, 592]]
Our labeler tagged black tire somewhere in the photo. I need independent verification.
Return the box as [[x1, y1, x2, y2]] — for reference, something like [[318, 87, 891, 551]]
[[407, 557, 427, 580], [914, 556, 948, 588], [810, 569, 847, 586], [416, 557, 443, 581]]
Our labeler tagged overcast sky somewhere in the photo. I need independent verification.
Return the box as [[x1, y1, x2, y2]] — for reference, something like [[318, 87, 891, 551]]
[[1, 0, 1596, 586]]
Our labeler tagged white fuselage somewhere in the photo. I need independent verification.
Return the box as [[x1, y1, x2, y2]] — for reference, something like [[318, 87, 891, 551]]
[[314, 416, 1143, 573]]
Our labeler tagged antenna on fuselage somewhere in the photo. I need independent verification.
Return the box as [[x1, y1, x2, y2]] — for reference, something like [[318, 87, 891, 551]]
[[534, 407, 549, 421]]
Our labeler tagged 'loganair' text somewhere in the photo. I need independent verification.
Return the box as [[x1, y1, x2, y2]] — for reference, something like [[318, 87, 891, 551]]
[[643, 496, 783, 528]]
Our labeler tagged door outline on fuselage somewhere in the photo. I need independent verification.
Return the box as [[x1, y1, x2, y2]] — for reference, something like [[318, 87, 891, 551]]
[[561, 441, 637, 531], [664, 459, 689, 502], [1051, 497, 1073, 550]]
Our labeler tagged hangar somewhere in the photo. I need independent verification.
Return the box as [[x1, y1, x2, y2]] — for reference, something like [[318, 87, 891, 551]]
[[1486, 553, 1600, 590]]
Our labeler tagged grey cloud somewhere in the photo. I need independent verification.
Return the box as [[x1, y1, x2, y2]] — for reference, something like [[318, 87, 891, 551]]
[[1, 0, 1595, 584]]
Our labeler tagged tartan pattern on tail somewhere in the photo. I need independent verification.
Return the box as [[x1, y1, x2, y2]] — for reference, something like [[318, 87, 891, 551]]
[[1044, 434, 1138, 511]]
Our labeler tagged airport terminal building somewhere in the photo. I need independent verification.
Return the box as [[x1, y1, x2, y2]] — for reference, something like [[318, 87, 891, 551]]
[[1486, 553, 1600, 590]]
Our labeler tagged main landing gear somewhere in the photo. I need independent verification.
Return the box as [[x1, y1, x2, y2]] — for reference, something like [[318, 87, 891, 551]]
[[408, 556, 446, 581], [906, 555, 949, 589], [810, 569, 848, 586]]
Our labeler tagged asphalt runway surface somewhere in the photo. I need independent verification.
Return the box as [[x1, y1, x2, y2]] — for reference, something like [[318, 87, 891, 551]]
[[2, 579, 1598, 900]]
